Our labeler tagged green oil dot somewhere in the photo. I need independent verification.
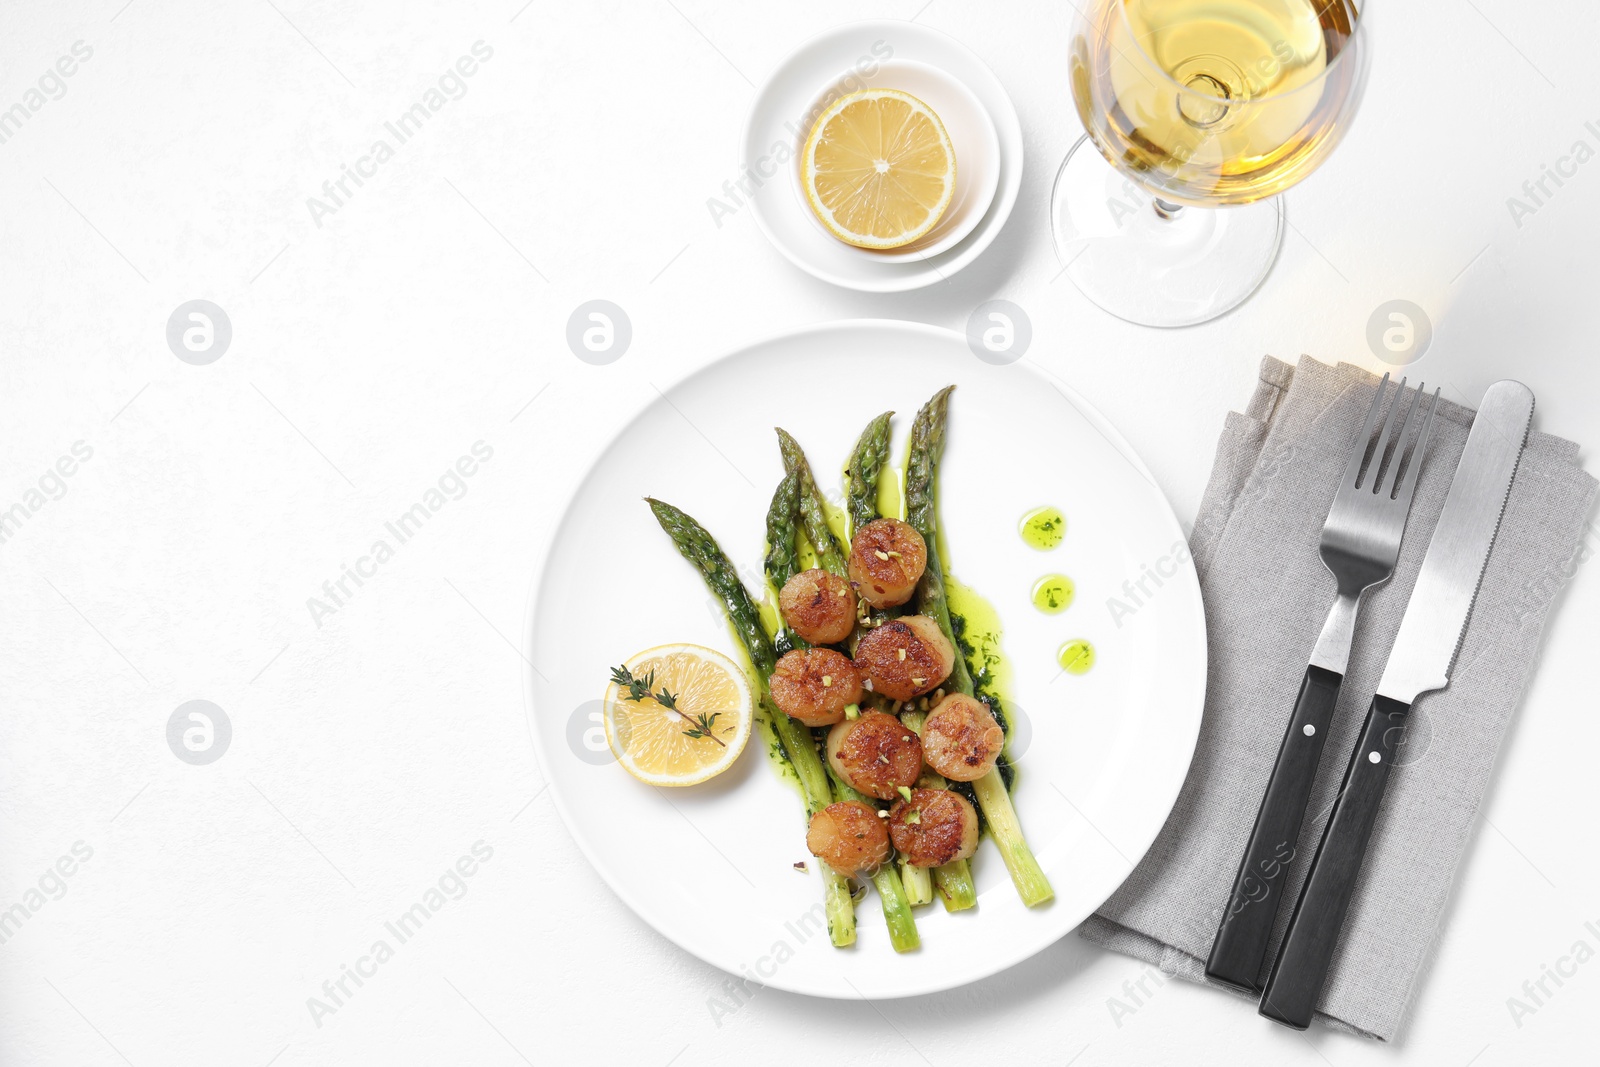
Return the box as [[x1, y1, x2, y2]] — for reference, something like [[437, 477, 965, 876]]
[[1020, 506, 1066, 550], [1057, 639, 1095, 676], [1031, 574, 1075, 614]]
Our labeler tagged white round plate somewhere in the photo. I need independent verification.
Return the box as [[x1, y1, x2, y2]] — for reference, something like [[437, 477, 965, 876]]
[[525, 320, 1206, 999], [742, 22, 1024, 292]]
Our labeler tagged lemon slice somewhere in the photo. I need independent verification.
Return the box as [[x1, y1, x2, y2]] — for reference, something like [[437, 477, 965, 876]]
[[604, 644, 752, 786], [802, 89, 956, 250]]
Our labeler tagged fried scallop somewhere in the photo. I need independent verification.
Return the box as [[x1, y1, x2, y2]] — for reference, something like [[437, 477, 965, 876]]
[[848, 519, 928, 609], [778, 568, 856, 646], [826, 711, 924, 800], [806, 801, 890, 875], [768, 648, 862, 727], [921, 692, 1006, 782], [853, 615, 955, 701], [888, 788, 980, 867]]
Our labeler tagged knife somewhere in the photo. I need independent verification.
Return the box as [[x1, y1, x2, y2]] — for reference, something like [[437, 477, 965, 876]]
[[1258, 380, 1535, 1030]]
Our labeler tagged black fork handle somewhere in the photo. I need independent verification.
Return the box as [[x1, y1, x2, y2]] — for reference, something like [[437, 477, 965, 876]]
[[1259, 694, 1410, 1029], [1205, 665, 1343, 991]]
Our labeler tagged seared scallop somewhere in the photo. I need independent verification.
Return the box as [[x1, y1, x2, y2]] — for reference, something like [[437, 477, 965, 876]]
[[853, 615, 955, 701], [848, 519, 928, 609], [888, 788, 979, 867], [826, 711, 924, 800], [806, 801, 890, 875], [778, 568, 857, 646], [768, 648, 863, 727], [922, 692, 1005, 782]]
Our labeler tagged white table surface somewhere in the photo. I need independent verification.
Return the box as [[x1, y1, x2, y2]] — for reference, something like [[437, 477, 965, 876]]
[[3, 1, 1596, 1064]]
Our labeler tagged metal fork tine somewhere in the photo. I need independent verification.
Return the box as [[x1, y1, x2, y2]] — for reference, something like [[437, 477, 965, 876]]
[[1366, 376, 1408, 492], [1345, 373, 1391, 490], [1393, 387, 1441, 503], [1380, 380, 1428, 497]]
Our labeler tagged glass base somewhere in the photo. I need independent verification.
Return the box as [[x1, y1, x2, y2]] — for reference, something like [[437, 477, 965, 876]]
[[1050, 136, 1285, 328]]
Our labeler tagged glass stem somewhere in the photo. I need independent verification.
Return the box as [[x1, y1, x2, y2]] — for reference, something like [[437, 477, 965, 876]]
[[1153, 197, 1185, 221]]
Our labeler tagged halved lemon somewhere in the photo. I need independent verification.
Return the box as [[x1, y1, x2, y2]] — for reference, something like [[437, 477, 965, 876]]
[[604, 644, 752, 786], [802, 88, 956, 250]]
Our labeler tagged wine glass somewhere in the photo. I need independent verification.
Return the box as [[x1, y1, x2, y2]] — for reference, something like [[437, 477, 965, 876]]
[[1052, 0, 1371, 327]]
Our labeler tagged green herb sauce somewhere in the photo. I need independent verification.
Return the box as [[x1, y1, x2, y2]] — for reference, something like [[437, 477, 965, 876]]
[[1057, 638, 1095, 676], [1031, 574, 1075, 614], [1019, 506, 1067, 550]]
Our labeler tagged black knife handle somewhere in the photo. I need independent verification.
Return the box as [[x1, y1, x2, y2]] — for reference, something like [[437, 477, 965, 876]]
[[1259, 693, 1411, 1029], [1206, 665, 1344, 991]]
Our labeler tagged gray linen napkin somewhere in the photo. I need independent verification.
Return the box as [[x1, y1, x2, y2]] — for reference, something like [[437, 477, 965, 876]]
[[1080, 356, 1598, 1040]]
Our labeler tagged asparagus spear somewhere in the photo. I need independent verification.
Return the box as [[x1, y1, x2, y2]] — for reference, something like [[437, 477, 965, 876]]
[[841, 414, 935, 906], [648, 496, 856, 946], [764, 472, 920, 946], [895, 736, 936, 906], [902, 862, 935, 909], [906, 387, 1054, 908], [898, 707, 978, 912], [825, 767, 920, 953], [764, 471, 804, 590], [773, 435, 923, 949], [776, 428, 847, 575], [845, 411, 894, 533], [764, 471, 805, 657], [845, 410, 975, 910]]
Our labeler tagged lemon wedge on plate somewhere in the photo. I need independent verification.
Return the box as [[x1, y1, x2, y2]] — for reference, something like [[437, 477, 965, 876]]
[[802, 88, 956, 250], [604, 644, 752, 786]]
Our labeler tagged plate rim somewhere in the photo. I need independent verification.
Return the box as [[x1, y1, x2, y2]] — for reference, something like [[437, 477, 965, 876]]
[[522, 318, 1207, 998], [739, 19, 1025, 293]]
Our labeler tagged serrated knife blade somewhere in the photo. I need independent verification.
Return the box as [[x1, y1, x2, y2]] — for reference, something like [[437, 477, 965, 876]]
[[1376, 379, 1535, 704]]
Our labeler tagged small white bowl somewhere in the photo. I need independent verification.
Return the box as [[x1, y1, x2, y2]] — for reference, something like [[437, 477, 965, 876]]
[[741, 20, 1024, 293], [787, 58, 1001, 261]]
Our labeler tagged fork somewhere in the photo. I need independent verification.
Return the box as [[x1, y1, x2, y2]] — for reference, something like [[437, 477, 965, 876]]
[[1205, 373, 1440, 992]]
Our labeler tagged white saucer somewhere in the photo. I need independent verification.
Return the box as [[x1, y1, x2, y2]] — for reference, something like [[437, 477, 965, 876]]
[[742, 21, 1023, 292]]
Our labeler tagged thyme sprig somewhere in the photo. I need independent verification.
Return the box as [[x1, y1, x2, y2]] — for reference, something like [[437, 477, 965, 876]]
[[609, 664, 725, 747]]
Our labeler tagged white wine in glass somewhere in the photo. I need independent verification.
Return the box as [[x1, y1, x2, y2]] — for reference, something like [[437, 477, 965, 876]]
[[1053, 0, 1370, 326]]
